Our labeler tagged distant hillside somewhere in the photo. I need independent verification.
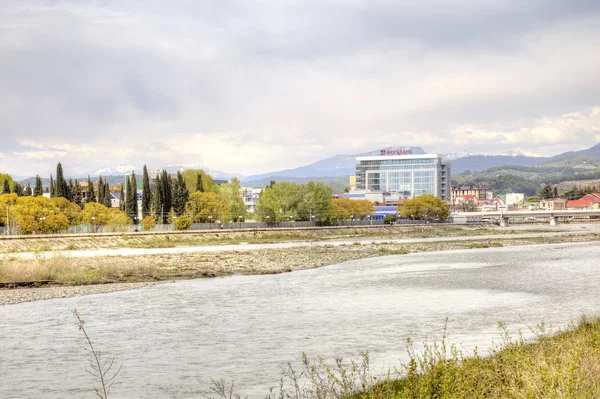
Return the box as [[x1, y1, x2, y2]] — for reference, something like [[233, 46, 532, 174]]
[[243, 176, 350, 192], [449, 155, 546, 174], [241, 147, 426, 182]]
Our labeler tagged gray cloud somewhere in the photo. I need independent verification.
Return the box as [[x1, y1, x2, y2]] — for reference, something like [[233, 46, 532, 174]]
[[1, 0, 600, 177]]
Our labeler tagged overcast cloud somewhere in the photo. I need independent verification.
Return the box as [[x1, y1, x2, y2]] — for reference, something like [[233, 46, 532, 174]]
[[1, 0, 600, 177]]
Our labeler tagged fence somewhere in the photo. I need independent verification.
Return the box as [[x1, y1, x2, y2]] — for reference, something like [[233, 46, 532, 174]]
[[0, 218, 454, 237]]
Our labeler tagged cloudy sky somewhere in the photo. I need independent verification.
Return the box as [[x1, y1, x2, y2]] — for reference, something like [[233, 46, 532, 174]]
[[1, 0, 600, 177]]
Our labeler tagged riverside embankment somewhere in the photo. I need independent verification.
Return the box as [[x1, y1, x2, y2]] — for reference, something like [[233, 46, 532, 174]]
[[2, 223, 600, 305], [1, 242, 599, 398]]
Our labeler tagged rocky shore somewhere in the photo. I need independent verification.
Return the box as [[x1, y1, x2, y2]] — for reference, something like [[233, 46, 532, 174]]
[[0, 282, 157, 306], [2, 230, 600, 306]]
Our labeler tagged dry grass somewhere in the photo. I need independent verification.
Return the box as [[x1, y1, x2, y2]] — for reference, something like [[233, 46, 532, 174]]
[[2, 233, 600, 287], [0, 224, 555, 253]]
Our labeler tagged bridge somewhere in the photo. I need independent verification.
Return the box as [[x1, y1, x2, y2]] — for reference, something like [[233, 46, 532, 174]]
[[460, 210, 600, 226]]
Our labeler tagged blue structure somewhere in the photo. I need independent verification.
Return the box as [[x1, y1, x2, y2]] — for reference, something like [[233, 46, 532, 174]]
[[373, 206, 397, 220]]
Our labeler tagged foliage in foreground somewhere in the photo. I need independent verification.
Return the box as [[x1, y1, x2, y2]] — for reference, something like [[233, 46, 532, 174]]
[[209, 317, 600, 399]]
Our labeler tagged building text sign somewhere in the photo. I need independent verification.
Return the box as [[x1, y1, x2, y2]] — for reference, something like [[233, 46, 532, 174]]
[[380, 149, 412, 156]]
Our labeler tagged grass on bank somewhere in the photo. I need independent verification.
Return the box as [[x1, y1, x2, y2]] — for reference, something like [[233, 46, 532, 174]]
[[207, 317, 600, 399], [0, 225, 555, 253]]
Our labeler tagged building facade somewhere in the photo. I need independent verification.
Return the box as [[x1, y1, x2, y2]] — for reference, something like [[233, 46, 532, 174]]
[[355, 152, 451, 201], [451, 185, 487, 204]]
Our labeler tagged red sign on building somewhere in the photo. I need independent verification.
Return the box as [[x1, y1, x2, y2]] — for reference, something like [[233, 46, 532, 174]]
[[380, 149, 413, 156]]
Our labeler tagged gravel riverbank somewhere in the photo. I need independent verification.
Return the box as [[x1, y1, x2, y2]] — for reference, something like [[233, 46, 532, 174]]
[[0, 282, 158, 306], [2, 230, 600, 306]]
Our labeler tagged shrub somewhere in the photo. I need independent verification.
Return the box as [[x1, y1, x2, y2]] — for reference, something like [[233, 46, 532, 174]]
[[175, 216, 192, 230], [141, 216, 155, 231]]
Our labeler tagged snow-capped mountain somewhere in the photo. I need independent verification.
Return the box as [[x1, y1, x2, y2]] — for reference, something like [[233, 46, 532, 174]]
[[83, 164, 137, 177]]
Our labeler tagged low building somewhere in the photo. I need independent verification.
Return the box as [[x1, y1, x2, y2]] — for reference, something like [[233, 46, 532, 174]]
[[242, 187, 261, 212], [451, 185, 487, 204], [539, 198, 566, 211]]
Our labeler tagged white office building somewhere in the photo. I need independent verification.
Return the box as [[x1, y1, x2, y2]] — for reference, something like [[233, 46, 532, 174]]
[[355, 151, 451, 201]]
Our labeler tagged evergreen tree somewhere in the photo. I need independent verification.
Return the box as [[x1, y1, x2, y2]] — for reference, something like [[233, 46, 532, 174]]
[[34, 175, 43, 197], [86, 176, 96, 203], [161, 170, 172, 215], [172, 171, 189, 216], [55, 163, 68, 198], [553, 187, 558, 198], [142, 165, 151, 218], [151, 175, 162, 222], [98, 177, 105, 205], [3, 178, 11, 194], [196, 173, 204, 192], [73, 179, 83, 208], [131, 172, 139, 221], [25, 182, 32, 196], [125, 175, 132, 220], [103, 180, 111, 208], [12, 182, 23, 196], [540, 185, 554, 200], [67, 179, 74, 201], [49, 174, 54, 198], [119, 184, 125, 211]]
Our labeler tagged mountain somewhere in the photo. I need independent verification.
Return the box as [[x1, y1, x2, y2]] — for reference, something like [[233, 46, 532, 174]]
[[540, 144, 600, 167], [449, 155, 547, 174], [82, 164, 136, 177], [241, 147, 426, 182]]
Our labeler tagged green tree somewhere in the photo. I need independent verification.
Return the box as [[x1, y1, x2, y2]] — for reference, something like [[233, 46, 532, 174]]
[[255, 182, 301, 222], [119, 184, 125, 212], [3, 178, 11, 194], [142, 165, 151, 218], [125, 175, 133, 221], [86, 176, 96, 203], [12, 182, 23, 196], [49, 174, 54, 198], [55, 163, 68, 198], [151, 175, 162, 222], [161, 170, 172, 216], [172, 171, 190, 216], [97, 176, 105, 205], [182, 169, 213, 194], [0, 174, 15, 195], [33, 175, 43, 197], [400, 195, 450, 221], [185, 191, 230, 223], [297, 181, 333, 222], [218, 177, 247, 221], [540, 185, 554, 200], [72, 179, 83, 208], [130, 172, 139, 222], [25, 182, 32, 197]]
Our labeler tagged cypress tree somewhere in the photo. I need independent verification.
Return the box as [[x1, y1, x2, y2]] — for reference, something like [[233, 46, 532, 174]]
[[119, 183, 125, 211], [172, 171, 189, 216], [73, 179, 83, 207], [161, 170, 172, 215], [103, 180, 111, 208], [2, 179, 11, 194], [55, 163, 67, 198], [12, 182, 23, 196], [49, 174, 54, 198], [25, 182, 32, 196], [67, 179, 74, 201], [151, 175, 162, 222], [125, 175, 132, 220], [142, 165, 151, 218], [196, 173, 204, 192], [34, 175, 43, 197], [131, 172, 139, 221], [97, 177, 105, 205], [86, 176, 96, 203]]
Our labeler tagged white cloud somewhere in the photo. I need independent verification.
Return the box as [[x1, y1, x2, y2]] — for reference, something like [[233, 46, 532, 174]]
[[0, 1, 599, 177]]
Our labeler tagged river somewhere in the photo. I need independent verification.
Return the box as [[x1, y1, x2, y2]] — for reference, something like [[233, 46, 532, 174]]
[[1, 242, 599, 398]]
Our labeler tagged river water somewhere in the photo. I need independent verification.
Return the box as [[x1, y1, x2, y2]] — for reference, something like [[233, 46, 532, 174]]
[[1, 242, 599, 398]]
